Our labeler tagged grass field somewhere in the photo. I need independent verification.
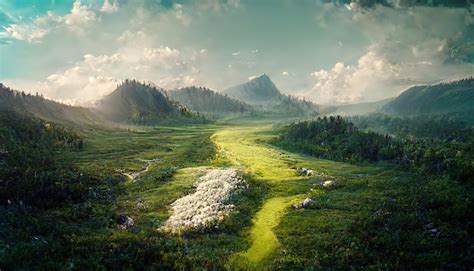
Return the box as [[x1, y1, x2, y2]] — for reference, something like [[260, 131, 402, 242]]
[[6, 119, 469, 269]]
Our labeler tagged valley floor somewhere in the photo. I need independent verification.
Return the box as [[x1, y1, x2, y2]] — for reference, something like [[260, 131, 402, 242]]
[[4, 119, 470, 269]]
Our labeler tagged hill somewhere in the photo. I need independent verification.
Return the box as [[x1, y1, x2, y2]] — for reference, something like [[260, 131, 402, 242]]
[[0, 83, 102, 126], [93, 80, 203, 125], [167, 86, 252, 116], [382, 78, 474, 116]]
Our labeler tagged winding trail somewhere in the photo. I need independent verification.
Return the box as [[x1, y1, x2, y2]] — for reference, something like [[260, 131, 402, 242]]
[[242, 195, 301, 263], [123, 158, 160, 181], [212, 125, 307, 264]]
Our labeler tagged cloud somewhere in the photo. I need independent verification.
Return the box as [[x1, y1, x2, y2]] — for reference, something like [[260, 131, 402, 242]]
[[307, 51, 399, 104], [101, 0, 119, 14], [0, 0, 97, 42], [3, 24, 47, 42], [281, 71, 289, 76], [232, 51, 241, 56], [4, 41, 205, 104], [63, 0, 97, 33], [329, 0, 473, 9], [304, 4, 474, 104], [306, 49, 473, 104]]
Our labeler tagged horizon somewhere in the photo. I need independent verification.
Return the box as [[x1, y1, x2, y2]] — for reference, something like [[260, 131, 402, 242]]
[[2, 73, 473, 107]]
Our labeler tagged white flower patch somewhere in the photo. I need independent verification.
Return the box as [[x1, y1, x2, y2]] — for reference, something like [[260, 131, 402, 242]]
[[162, 168, 246, 233]]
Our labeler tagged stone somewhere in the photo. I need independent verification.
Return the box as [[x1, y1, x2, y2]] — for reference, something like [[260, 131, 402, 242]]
[[293, 197, 315, 209], [117, 215, 134, 229], [322, 180, 335, 187]]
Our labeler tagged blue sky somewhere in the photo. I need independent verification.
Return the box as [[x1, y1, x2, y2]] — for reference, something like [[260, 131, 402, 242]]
[[0, 0, 472, 104]]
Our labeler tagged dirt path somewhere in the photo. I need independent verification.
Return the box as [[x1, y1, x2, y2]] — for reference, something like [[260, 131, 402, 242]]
[[123, 158, 160, 181]]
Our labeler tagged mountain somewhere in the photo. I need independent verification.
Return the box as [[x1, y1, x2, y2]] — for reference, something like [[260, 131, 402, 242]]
[[0, 83, 102, 126], [382, 78, 474, 116], [167, 86, 252, 116], [222, 74, 282, 105], [222, 74, 319, 116], [93, 80, 203, 125]]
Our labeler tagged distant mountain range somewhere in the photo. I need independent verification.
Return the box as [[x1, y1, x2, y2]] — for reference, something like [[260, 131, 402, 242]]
[[167, 86, 252, 116], [382, 78, 474, 116], [1, 76, 472, 127]]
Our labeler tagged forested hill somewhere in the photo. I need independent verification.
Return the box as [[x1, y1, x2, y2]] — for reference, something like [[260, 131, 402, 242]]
[[93, 80, 204, 125], [382, 78, 474, 116], [0, 83, 102, 126], [167, 86, 252, 116]]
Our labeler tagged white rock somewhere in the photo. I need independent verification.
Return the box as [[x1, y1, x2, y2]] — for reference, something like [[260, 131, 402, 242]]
[[322, 180, 335, 187]]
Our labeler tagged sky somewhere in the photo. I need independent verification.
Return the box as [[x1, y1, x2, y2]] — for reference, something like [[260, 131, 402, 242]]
[[0, 0, 473, 105]]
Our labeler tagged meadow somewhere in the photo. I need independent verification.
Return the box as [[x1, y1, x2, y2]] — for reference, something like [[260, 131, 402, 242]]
[[2, 118, 471, 269]]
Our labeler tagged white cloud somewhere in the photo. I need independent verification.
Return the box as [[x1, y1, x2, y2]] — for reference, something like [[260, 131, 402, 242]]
[[306, 49, 473, 104], [5, 41, 205, 104], [232, 51, 241, 56], [251, 49, 259, 54], [3, 24, 47, 42], [101, 0, 119, 14], [307, 51, 400, 104], [0, 0, 97, 42], [304, 5, 474, 104], [63, 0, 97, 33], [281, 71, 289, 76]]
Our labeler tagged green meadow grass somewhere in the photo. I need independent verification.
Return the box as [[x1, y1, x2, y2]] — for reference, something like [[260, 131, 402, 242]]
[[9, 119, 467, 269]]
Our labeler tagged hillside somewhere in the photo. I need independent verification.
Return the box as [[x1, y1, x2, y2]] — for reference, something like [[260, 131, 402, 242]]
[[93, 80, 203, 125], [223, 74, 319, 116], [382, 78, 474, 116], [167, 86, 252, 116], [0, 83, 102, 126]]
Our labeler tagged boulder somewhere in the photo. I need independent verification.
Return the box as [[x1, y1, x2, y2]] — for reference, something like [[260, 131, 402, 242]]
[[322, 180, 335, 187], [293, 197, 315, 209], [297, 167, 315, 176], [117, 215, 134, 229]]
